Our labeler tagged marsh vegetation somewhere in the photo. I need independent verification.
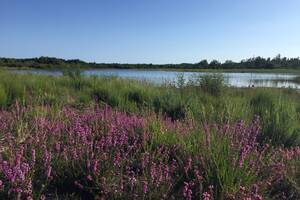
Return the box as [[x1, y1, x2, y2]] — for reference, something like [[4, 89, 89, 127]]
[[0, 70, 299, 199]]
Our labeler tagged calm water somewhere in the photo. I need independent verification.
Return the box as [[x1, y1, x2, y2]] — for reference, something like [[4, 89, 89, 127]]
[[13, 69, 300, 89]]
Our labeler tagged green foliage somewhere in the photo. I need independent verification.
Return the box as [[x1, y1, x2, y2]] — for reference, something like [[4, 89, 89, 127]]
[[195, 73, 226, 96], [2, 54, 300, 69], [127, 89, 150, 108], [63, 69, 87, 90], [0, 70, 299, 147], [0, 84, 7, 107], [92, 86, 121, 107], [0, 74, 25, 106], [202, 132, 255, 198], [250, 91, 300, 147], [153, 91, 187, 120], [0, 70, 299, 199]]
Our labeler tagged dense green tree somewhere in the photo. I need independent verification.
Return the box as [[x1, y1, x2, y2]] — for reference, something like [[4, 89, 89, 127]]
[[209, 60, 221, 68], [197, 59, 209, 68]]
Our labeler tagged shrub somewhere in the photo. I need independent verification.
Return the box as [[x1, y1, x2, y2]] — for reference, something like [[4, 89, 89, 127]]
[[63, 69, 86, 90], [92, 87, 121, 107], [153, 92, 187, 120], [92, 87, 110, 102], [127, 89, 150, 108], [62, 68, 82, 79], [195, 73, 226, 96]]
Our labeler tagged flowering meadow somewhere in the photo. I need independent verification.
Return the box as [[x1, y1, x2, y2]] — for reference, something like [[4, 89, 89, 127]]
[[0, 71, 299, 199], [0, 102, 299, 200]]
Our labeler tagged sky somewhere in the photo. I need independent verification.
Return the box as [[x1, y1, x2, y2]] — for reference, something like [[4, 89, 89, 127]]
[[0, 0, 300, 64]]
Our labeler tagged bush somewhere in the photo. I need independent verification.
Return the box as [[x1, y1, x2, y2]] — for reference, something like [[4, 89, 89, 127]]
[[92, 87, 110, 102], [195, 73, 226, 96], [92, 87, 121, 107], [127, 89, 149, 107], [153, 92, 187, 120], [63, 69, 86, 90], [62, 68, 82, 79]]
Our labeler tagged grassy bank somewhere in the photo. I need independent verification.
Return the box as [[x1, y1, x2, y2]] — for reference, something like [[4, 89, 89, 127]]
[[0, 70, 299, 199], [0, 70, 300, 146]]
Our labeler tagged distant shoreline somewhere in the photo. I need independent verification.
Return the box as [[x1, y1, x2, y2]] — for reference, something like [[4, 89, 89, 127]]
[[3, 66, 300, 74], [1, 55, 300, 73]]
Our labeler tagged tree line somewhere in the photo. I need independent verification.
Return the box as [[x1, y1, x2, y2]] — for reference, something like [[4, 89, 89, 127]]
[[1, 54, 300, 69]]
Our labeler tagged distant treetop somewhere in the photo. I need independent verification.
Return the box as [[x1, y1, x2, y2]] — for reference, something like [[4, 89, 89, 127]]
[[0, 55, 300, 69]]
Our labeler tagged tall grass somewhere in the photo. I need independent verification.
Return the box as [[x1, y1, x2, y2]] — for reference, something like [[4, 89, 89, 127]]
[[250, 91, 300, 147], [193, 73, 227, 96], [0, 70, 299, 147], [0, 83, 7, 107], [0, 70, 299, 199]]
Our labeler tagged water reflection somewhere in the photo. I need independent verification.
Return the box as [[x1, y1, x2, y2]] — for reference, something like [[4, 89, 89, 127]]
[[12, 69, 300, 89]]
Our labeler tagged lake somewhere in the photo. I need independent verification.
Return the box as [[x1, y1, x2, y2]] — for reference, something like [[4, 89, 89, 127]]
[[13, 69, 300, 89]]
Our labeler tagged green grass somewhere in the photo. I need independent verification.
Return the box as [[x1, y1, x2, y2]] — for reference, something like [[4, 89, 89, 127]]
[[0, 69, 299, 147], [0, 69, 299, 199]]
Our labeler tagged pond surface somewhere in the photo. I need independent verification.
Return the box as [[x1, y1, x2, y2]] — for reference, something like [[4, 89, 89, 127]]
[[13, 69, 300, 89]]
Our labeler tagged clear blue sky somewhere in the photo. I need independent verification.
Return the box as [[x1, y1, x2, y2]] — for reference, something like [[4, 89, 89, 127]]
[[0, 0, 299, 64]]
